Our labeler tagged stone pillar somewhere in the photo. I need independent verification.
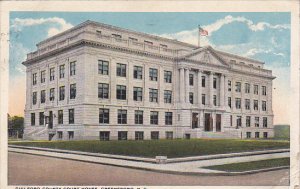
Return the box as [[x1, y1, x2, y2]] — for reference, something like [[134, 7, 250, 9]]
[[197, 70, 202, 107], [212, 112, 216, 132], [220, 74, 225, 108], [209, 72, 214, 106], [224, 75, 228, 108], [179, 68, 184, 103], [185, 68, 190, 103]]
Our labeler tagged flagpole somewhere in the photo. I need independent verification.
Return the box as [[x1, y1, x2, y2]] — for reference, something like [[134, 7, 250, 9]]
[[198, 25, 200, 47]]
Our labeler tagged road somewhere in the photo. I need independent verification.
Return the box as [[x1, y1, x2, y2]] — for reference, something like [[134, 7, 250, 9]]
[[8, 152, 289, 186]]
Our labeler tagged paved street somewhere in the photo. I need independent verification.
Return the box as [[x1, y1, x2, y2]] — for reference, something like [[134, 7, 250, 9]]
[[8, 152, 289, 186]]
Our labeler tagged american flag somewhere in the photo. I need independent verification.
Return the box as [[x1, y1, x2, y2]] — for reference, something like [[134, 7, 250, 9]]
[[199, 27, 208, 36]]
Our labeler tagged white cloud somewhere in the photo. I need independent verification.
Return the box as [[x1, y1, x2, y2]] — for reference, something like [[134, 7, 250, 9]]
[[12, 17, 73, 37], [244, 48, 285, 58], [9, 42, 29, 75]]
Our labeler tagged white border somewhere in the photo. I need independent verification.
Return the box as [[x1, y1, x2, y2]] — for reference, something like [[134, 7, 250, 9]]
[[0, 1, 299, 188]]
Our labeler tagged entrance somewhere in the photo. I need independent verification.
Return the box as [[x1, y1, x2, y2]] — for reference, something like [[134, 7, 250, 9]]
[[216, 114, 221, 132], [204, 113, 213, 131], [192, 113, 199, 129], [48, 111, 53, 129]]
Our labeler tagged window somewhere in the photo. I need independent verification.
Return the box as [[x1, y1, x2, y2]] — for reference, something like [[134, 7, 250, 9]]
[[149, 88, 158, 102], [133, 66, 143, 79], [118, 131, 128, 140], [39, 112, 44, 125], [32, 92, 37, 105], [117, 110, 127, 124], [263, 117, 268, 128], [58, 110, 63, 124], [98, 83, 109, 99], [262, 101, 267, 111], [228, 80, 232, 91], [165, 112, 173, 125], [160, 44, 168, 48], [144, 40, 153, 45], [245, 83, 250, 93], [263, 132, 268, 138], [98, 60, 109, 75], [166, 131, 173, 139], [129, 37, 138, 41], [202, 76, 206, 87], [68, 131, 74, 140], [99, 108, 109, 124], [32, 73, 37, 85], [235, 98, 241, 109], [213, 95, 217, 106], [151, 131, 159, 140], [133, 87, 143, 101], [116, 85, 126, 100], [202, 94, 206, 105], [164, 71, 172, 83], [50, 68, 55, 81], [70, 84, 76, 99], [164, 90, 172, 103], [41, 71, 46, 83], [255, 117, 259, 127], [59, 86, 65, 101], [254, 100, 258, 110], [235, 82, 241, 92], [135, 131, 144, 140], [228, 97, 232, 108], [59, 65, 65, 78], [96, 30, 102, 35], [245, 99, 250, 110], [41, 90, 46, 103], [255, 132, 260, 138], [246, 132, 251, 138], [49, 88, 55, 101], [254, 85, 259, 95], [70, 62, 76, 76], [31, 113, 35, 126], [69, 109, 74, 124], [262, 86, 267, 96], [189, 92, 194, 104], [135, 110, 143, 124], [150, 111, 158, 125], [245, 116, 251, 127], [117, 63, 126, 77], [230, 115, 232, 126], [213, 78, 217, 89], [57, 131, 63, 139], [189, 74, 194, 86], [236, 116, 242, 127], [100, 131, 110, 141], [112, 34, 122, 38], [149, 68, 158, 81]]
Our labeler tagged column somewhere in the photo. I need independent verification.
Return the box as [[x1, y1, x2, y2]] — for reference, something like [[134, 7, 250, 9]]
[[224, 75, 228, 108], [179, 68, 184, 103], [185, 68, 190, 103], [220, 74, 225, 108], [209, 72, 214, 106], [197, 70, 202, 106]]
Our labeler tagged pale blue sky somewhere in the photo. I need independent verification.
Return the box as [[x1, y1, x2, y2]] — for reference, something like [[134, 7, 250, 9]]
[[8, 12, 291, 124]]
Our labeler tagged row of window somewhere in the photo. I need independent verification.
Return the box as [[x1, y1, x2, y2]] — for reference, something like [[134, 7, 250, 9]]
[[98, 60, 173, 83], [228, 97, 267, 111], [32, 61, 76, 85], [32, 84, 76, 104], [229, 81, 267, 95], [231, 115, 268, 128], [246, 132, 268, 139], [30, 109, 74, 126]]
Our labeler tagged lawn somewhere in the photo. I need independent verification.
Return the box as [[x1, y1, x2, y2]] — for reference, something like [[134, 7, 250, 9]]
[[9, 139, 289, 158], [203, 158, 290, 172]]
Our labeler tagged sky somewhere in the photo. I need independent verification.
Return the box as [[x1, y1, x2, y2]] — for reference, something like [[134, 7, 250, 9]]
[[9, 12, 291, 124]]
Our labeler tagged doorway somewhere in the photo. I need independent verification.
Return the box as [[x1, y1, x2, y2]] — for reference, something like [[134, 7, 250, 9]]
[[216, 114, 221, 132], [205, 113, 213, 131], [192, 113, 199, 129], [49, 111, 53, 129]]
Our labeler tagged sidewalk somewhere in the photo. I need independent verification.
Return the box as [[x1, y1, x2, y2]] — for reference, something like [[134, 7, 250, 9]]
[[8, 146, 290, 175]]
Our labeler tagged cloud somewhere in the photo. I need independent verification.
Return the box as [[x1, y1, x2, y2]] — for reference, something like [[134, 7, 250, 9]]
[[9, 42, 29, 75], [244, 48, 285, 58], [11, 17, 73, 37]]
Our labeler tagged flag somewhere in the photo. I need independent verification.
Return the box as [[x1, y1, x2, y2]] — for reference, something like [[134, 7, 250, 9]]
[[199, 27, 208, 36]]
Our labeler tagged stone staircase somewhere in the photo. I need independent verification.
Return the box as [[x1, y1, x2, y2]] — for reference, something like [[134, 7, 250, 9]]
[[201, 130, 241, 139], [23, 126, 54, 140]]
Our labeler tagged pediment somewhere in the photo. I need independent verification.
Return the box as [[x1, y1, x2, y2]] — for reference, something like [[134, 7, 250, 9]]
[[180, 47, 229, 67]]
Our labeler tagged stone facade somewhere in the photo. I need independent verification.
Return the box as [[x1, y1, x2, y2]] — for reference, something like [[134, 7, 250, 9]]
[[22, 20, 275, 141]]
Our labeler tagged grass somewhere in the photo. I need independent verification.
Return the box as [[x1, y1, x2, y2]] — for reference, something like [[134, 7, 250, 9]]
[[274, 125, 290, 139], [203, 158, 290, 172], [9, 139, 290, 158]]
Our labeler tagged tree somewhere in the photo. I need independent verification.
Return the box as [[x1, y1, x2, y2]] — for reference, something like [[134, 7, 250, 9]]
[[8, 115, 24, 138]]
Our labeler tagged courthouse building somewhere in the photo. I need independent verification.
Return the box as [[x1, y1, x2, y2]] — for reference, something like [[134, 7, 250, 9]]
[[23, 20, 275, 140]]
